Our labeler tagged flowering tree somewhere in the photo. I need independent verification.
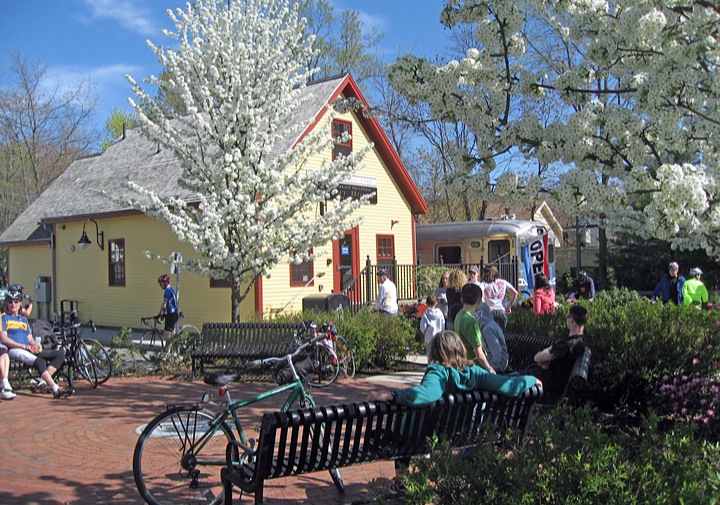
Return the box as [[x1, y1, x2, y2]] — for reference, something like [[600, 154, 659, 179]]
[[126, 0, 370, 320], [390, 0, 720, 259]]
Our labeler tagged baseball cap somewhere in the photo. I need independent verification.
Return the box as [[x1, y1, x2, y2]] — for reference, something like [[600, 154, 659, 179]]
[[469, 265, 479, 274], [377, 268, 388, 276]]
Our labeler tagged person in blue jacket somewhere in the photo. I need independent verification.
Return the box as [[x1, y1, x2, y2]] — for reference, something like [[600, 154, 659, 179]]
[[652, 262, 685, 304]]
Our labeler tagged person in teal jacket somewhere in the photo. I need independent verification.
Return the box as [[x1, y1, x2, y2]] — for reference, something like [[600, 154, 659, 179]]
[[369, 330, 539, 407], [368, 330, 540, 494]]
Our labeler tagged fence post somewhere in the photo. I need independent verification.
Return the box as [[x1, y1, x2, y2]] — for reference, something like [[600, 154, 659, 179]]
[[365, 255, 373, 307]]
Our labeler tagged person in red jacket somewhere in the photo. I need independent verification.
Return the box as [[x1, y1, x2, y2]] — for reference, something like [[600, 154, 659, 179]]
[[533, 273, 556, 314]]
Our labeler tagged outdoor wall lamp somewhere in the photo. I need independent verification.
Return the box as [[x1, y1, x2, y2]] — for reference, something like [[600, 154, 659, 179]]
[[391, 220, 400, 228], [78, 219, 104, 250]]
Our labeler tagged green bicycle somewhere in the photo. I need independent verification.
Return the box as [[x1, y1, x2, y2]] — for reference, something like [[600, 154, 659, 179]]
[[132, 333, 344, 505]]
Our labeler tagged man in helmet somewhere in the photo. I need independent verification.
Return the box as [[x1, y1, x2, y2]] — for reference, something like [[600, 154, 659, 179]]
[[567, 271, 595, 303], [158, 274, 179, 344], [6, 284, 33, 318], [1, 292, 72, 398], [682, 267, 708, 308], [652, 262, 685, 304]]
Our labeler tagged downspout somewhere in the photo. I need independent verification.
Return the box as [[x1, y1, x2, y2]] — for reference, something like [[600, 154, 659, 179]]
[[41, 223, 57, 319]]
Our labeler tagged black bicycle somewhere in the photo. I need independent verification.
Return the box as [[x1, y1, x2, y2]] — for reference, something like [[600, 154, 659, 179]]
[[31, 313, 113, 388]]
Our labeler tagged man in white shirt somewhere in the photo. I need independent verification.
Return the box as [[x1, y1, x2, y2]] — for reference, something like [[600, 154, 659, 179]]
[[375, 269, 398, 316]]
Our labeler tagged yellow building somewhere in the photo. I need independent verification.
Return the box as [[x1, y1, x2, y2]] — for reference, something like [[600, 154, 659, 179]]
[[0, 75, 427, 330]]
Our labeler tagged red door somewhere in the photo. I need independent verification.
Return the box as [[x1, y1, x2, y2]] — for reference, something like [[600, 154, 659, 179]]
[[333, 228, 361, 303]]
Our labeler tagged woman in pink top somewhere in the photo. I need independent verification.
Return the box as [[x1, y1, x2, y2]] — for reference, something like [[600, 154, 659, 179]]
[[533, 273, 556, 314]]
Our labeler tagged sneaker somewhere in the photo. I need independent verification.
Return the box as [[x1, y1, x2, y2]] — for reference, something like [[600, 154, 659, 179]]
[[1, 389, 16, 400], [388, 477, 407, 495], [53, 387, 74, 399], [32, 381, 50, 394]]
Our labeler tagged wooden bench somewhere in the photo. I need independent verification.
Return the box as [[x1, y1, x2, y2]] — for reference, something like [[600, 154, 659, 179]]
[[505, 332, 592, 406], [221, 384, 543, 504], [191, 322, 305, 378]]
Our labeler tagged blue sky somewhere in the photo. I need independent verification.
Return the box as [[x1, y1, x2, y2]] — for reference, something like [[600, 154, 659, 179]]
[[0, 0, 452, 133]]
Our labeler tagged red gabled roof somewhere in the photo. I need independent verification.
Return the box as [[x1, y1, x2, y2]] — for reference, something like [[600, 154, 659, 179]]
[[295, 74, 427, 215]]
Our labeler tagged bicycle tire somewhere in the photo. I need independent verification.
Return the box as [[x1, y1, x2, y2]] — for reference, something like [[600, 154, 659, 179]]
[[133, 406, 235, 505], [306, 343, 339, 388], [140, 329, 164, 362], [296, 394, 345, 493], [336, 336, 356, 379], [75, 339, 99, 387], [82, 338, 113, 384]]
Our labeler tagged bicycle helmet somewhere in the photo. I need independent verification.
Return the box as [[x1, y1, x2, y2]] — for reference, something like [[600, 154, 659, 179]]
[[668, 262, 679, 272], [7, 283, 23, 300], [577, 271, 589, 283], [689, 267, 703, 277], [158, 274, 170, 284]]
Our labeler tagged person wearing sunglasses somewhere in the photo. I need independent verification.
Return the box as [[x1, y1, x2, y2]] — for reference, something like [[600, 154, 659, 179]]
[[1, 293, 73, 399]]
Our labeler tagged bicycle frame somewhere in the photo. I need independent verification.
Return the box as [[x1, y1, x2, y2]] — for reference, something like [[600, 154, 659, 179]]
[[187, 377, 312, 465]]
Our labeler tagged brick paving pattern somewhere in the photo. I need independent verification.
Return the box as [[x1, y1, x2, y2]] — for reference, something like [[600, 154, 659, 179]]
[[1, 374, 414, 505]]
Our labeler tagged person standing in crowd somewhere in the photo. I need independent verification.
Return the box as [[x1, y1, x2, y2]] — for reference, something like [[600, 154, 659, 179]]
[[445, 268, 468, 330], [476, 302, 509, 373], [1, 292, 72, 398], [652, 262, 685, 304], [467, 265, 482, 286], [432, 271, 450, 322], [526, 304, 587, 401], [158, 274, 180, 344], [567, 270, 595, 303], [420, 295, 445, 356], [533, 273, 556, 314], [478, 265, 518, 329], [454, 283, 495, 374], [374, 268, 398, 316], [682, 267, 708, 309]]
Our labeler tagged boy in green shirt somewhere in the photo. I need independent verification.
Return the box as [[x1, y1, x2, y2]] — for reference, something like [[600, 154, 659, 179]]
[[454, 283, 495, 374]]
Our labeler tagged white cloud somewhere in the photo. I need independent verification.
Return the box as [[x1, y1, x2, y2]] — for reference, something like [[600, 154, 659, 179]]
[[80, 0, 160, 37]]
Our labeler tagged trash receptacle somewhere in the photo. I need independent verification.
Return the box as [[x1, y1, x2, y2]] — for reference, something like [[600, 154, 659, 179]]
[[302, 294, 351, 313]]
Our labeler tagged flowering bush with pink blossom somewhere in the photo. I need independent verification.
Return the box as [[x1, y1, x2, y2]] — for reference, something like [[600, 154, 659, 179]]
[[659, 346, 720, 436]]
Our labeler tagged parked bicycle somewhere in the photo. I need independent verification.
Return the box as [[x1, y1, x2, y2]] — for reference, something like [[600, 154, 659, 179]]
[[30, 312, 113, 388], [132, 333, 343, 505], [139, 313, 201, 366], [300, 321, 355, 387]]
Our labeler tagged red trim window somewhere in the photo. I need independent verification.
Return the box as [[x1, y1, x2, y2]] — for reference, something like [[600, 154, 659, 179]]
[[376, 235, 394, 267], [332, 120, 352, 160], [108, 239, 126, 286], [290, 249, 314, 287]]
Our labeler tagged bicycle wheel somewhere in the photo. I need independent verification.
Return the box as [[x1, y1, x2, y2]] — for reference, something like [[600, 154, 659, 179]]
[[306, 343, 339, 388], [82, 338, 113, 384], [134, 406, 235, 505], [296, 394, 345, 493], [336, 336, 356, 379], [75, 339, 99, 387], [140, 329, 165, 362]]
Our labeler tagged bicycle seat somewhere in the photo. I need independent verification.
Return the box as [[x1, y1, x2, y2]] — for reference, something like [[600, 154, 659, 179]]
[[203, 372, 241, 387]]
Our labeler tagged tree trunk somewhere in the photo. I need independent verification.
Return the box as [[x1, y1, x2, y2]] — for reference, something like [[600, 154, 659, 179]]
[[598, 226, 608, 291], [231, 274, 243, 322]]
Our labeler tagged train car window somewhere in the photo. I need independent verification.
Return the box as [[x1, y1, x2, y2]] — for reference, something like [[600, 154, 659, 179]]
[[437, 246, 461, 264], [548, 243, 555, 263], [488, 240, 511, 263]]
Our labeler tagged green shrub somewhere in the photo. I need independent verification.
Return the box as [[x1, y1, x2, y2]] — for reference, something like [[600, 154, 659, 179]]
[[505, 288, 720, 417], [270, 308, 416, 371], [416, 265, 449, 299], [403, 407, 720, 505]]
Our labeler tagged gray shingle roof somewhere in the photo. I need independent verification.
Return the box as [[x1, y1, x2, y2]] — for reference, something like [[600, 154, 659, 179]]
[[0, 76, 345, 245]]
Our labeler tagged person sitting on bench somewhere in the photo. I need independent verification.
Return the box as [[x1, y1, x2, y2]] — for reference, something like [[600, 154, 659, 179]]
[[525, 304, 587, 402], [1, 293, 73, 399], [368, 330, 540, 494]]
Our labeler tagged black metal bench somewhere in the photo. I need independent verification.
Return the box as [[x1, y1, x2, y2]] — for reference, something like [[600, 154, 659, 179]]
[[505, 332, 592, 406], [221, 385, 543, 504], [191, 322, 305, 378]]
